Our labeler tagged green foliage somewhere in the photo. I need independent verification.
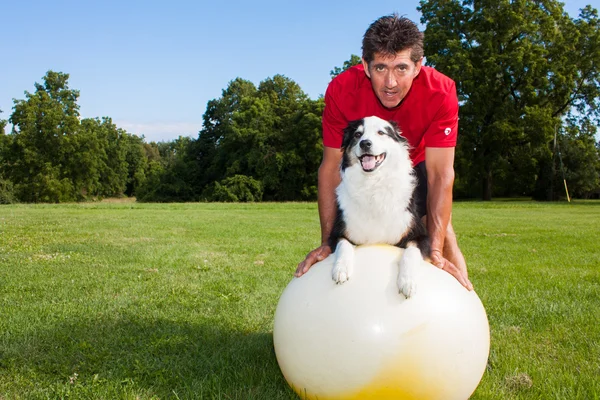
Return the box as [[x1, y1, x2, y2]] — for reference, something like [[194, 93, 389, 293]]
[[330, 54, 362, 79], [135, 137, 197, 202], [0, 108, 6, 133], [123, 134, 148, 196], [0, 177, 16, 204], [145, 74, 323, 202], [0, 110, 15, 204], [7, 71, 80, 202], [420, 1, 600, 200], [556, 119, 600, 198], [201, 174, 263, 202], [14, 163, 76, 203], [3, 72, 152, 202]]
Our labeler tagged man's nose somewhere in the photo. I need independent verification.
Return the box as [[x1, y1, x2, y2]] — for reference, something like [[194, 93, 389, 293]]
[[385, 71, 397, 88]]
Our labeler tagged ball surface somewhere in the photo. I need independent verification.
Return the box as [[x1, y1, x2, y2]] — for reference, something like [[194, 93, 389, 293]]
[[273, 245, 489, 400]]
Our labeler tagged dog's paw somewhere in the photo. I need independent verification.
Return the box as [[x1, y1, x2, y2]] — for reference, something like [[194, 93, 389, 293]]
[[332, 259, 353, 284], [331, 239, 354, 284], [397, 274, 417, 298], [397, 247, 421, 298]]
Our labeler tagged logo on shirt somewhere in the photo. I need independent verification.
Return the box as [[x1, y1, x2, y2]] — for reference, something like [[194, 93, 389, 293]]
[[444, 128, 452, 136]]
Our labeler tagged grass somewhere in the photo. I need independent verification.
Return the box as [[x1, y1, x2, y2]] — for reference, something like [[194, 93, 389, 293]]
[[0, 201, 598, 399]]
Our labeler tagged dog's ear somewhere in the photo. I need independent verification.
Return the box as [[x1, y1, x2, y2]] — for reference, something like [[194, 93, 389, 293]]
[[387, 120, 407, 143], [342, 119, 363, 149]]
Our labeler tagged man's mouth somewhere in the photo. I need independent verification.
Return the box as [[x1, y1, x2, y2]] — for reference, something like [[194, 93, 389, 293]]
[[359, 153, 386, 172]]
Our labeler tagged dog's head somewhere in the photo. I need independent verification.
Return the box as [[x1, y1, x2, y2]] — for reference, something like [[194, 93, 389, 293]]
[[341, 116, 409, 172]]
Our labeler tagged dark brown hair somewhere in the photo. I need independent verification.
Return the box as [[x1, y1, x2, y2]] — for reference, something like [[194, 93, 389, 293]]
[[362, 14, 424, 64]]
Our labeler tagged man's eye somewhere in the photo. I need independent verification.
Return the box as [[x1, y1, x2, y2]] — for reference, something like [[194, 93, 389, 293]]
[[375, 66, 385, 72]]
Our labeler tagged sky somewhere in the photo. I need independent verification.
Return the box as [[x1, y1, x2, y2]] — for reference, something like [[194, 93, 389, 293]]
[[1, 0, 597, 143]]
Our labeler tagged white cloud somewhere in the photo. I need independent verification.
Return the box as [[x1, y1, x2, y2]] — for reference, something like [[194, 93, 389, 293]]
[[115, 121, 202, 143]]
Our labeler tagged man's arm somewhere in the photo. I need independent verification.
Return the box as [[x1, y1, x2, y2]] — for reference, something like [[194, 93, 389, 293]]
[[425, 147, 472, 290], [317, 147, 343, 244], [425, 147, 454, 253], [295, 147, 342, 277]]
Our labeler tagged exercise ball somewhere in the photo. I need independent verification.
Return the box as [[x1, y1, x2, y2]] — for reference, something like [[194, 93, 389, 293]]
[[273, 245, 489, 400]]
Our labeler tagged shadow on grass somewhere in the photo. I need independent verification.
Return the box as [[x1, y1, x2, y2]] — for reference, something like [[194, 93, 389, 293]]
[[3, 313, 297, 399]]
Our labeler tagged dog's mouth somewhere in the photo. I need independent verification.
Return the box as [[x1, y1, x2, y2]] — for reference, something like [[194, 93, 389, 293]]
[[359, 153, 386, 172]]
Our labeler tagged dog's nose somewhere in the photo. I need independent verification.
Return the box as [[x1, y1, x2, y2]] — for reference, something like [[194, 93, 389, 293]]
[[360, 140, 372, 150]]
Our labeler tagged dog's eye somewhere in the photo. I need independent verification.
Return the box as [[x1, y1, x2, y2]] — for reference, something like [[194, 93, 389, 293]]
[[354, 131, 362, 138], [377, 130, 385, 135]]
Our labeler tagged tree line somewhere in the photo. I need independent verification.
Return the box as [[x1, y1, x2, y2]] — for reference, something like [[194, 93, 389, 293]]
[[0, 72, 325, 203], [0, 71, 151, 203], [1, 0, 599, 204], [421, 0, 600, 200]]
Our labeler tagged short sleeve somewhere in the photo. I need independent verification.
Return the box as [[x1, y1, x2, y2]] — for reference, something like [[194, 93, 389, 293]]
[[322, 81, 347, 149], [423, 81, 459, 148]]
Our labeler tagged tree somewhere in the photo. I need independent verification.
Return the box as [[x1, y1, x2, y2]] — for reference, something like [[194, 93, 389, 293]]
[[0, 108, 8, 170], [70, 117, 148, 199], [201, 175, 264, 202], [330, 55, 362, 79], [556, 118, 600, 198], [190, 75, 323, 201], [0, 109, 16, 204], [419, 1, 600, 200], [137, 72, 324, 203], [8, 71, 80, 202], [241, 75, 312, 199], [67, 117, 105, 198], [136, 136, 197, 202], [0, 109, 6, 133], [122, 133, 148, 196], [3, 72, 160, 202], [195, 78, 258, 191]]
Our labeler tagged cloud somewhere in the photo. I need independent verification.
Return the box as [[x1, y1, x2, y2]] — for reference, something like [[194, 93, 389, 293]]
[[115, 121, 202, 143]]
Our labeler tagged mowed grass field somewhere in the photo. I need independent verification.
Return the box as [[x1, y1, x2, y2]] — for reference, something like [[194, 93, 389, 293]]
[[0, 201, 598, 399]]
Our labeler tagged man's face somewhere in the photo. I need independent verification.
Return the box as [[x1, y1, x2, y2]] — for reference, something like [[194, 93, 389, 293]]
[[363, 49, 422, 109]]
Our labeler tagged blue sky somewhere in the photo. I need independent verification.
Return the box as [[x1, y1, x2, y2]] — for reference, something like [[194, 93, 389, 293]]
[[1, 0, 596, 142]]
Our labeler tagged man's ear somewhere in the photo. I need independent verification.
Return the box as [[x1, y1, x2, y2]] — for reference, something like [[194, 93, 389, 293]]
[[414, 57, 423, 77], [362, 58, 371, 79]]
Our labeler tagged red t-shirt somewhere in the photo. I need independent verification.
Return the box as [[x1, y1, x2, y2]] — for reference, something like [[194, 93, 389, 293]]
[[322, 64, 458, 165]]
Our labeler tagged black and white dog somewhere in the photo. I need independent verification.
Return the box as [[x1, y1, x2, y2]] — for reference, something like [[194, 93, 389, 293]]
[[329, 116, 431, 298]]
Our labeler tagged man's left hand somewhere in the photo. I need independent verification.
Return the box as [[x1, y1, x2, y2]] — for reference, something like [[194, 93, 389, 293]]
[[430, 249, 473, 291]]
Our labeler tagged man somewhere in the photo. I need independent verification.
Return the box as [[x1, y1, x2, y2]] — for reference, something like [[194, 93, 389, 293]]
[[295, 14, 472, 290]]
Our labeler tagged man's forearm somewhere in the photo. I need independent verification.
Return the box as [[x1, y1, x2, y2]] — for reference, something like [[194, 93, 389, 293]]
[[318, 162, 341, 245], [426, 170, 454, 252]]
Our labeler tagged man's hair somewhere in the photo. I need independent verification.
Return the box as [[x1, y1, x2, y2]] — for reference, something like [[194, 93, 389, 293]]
[[362, 14, 424, 64]]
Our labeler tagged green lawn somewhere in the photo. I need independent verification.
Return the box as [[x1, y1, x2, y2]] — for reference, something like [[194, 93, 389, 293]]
[[0, 201, 598, 399]]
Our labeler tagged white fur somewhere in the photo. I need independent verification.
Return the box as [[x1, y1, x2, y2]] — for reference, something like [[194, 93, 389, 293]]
[[331, 116, 422, 298], [397, 245, 421, 298], [331, 239, 354, 283]]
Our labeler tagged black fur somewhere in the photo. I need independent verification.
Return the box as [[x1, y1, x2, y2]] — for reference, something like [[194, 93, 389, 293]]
[[341, 120, 363, 170], [398, 191, 431, 259], [329, 118, 431, 258], [328, 206, 352, 249], [386, 121, 408, 144]]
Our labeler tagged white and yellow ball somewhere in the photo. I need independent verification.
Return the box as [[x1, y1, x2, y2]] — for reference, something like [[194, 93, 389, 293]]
[[273, 245, 489, 400]]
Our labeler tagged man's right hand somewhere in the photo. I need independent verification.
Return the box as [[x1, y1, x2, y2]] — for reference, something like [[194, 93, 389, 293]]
[[295, 245, 332, 278]]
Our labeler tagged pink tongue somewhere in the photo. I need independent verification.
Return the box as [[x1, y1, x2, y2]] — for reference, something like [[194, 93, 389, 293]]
[[361, 155, 376, 170]]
